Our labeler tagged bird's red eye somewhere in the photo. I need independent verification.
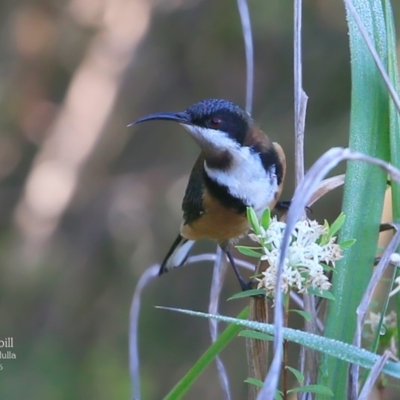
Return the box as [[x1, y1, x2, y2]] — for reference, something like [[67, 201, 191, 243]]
[[210, 117, 222, 128]]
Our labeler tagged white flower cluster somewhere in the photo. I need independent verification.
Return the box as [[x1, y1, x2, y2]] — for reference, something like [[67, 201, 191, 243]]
[[254, 218, 343, 297]]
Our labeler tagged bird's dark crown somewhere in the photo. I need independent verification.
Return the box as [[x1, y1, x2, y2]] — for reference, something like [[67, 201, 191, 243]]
[[185, 99, 253, 145]]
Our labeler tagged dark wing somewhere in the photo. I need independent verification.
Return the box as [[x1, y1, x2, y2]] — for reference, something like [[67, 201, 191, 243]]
[[159, 154, 205, 275], [182, 153, 205, 224]]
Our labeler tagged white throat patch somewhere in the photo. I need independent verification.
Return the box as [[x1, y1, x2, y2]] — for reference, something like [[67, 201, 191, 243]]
[[182, 125, 278, 216]]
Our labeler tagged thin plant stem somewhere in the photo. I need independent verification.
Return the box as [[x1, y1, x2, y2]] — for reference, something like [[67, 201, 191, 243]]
[[283, 292, 291, 400], [129, 265, 159, 400], [294, 0, 308, 186], [209, 248, 231, 400], [236, 0, 254, 114]]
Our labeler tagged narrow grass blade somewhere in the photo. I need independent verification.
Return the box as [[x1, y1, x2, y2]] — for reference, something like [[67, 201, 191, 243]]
[[158, 307, 400, 380], [382, 0, 400, 362]]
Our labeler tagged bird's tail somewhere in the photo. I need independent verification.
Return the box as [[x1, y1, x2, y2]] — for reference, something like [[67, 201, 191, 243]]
[[159, 234, 195, 275]]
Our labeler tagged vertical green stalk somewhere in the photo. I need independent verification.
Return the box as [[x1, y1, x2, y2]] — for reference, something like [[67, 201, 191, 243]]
[[382, 0, 400, 358], [317, 1, 391, 398]]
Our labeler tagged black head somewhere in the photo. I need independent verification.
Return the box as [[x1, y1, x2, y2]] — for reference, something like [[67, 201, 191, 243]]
[[130, 99, 253, 146], [184, 99, 252, 145]]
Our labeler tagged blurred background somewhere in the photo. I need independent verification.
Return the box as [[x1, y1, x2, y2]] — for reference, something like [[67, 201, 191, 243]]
[[0, 0, 398, 399]]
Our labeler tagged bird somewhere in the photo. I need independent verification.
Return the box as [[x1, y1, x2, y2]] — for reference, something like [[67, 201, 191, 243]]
[[130, 99, 286, 290]]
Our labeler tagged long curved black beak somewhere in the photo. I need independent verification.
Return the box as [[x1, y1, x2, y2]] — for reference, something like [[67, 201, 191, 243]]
[[127, 111, 191, 127]]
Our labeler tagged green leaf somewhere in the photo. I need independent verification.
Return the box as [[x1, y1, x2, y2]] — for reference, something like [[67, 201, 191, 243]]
[[235, 245, 262, 258], [247, 207, 261, 235], [162, 308, 248, 400], [160, 307, 400, 380], [290, 309, 311, 321], [245, 378, 283, 400], [320, 263, 336, 273], [307, 287, 335, 301], [285, 366, 304, 384], [328, 212, 346, 239], [245, 377, 284, 400], [261, 208, 271, 229], [238, 329, 273, 341], [339, 239, 357, 249], [382, 0, 400, 362], [288, 384, 334, 396], [244, 377, 263, 388], [321, 1, 392, 397], [274, 390, 283, 400], [227, 289, 266, 300], [320, 220, 330, 245]]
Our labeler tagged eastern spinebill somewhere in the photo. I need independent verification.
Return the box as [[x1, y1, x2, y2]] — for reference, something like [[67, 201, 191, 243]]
[[130, 99, 286, 290]]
